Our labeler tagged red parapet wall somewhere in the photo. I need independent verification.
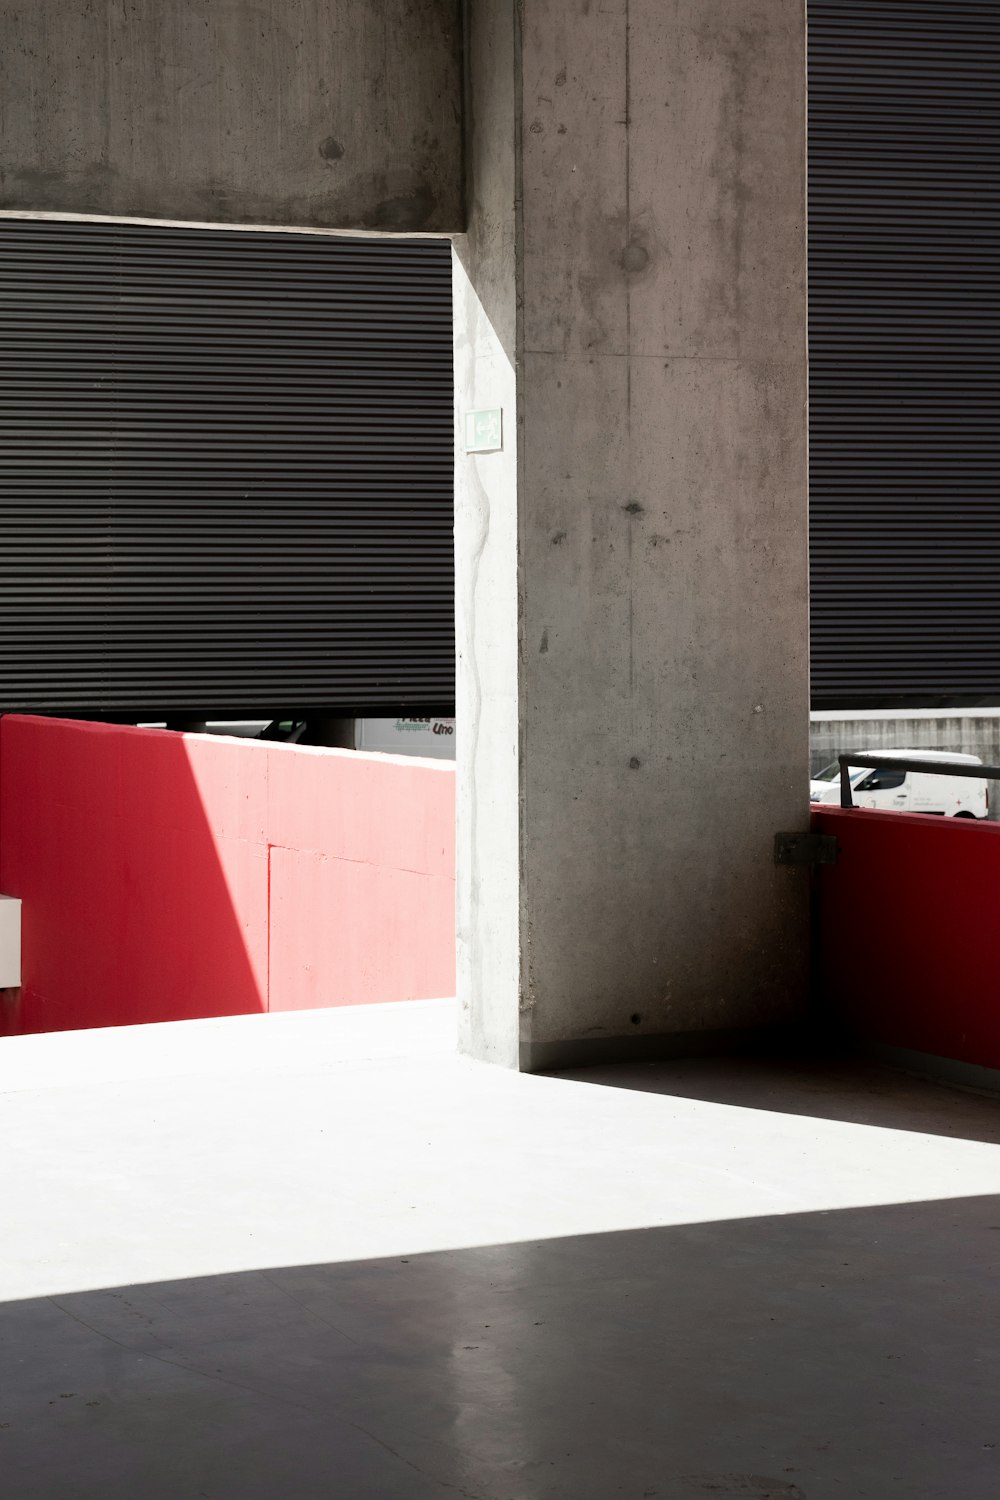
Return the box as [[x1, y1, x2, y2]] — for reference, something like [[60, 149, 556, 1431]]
[[813, 805, 1000, 1073], [0, 716, 455, 1035]]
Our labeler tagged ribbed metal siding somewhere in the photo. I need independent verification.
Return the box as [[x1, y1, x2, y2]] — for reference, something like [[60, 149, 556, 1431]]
[[809, 0, 1000, 707], [0, 218, 454, 718]]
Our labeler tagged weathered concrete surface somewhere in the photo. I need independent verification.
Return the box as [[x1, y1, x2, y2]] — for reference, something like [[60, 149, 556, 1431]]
[[0, 0, 462, 231], [811, 709, 1000, 775], [456, 0, 809, 1067]]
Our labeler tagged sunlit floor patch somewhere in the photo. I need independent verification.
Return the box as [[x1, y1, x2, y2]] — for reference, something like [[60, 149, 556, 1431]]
[[2, 999, 999, 1301]]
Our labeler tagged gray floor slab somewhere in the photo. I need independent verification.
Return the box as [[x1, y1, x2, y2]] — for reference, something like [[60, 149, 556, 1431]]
[[2, 1000, 999, 1498]]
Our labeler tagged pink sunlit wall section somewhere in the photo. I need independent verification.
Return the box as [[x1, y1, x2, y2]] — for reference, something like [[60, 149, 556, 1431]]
[[0, 717, 455, 1035]]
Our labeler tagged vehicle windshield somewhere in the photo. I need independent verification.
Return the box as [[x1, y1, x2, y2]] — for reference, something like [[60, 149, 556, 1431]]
[[813, 761, 866, 784]]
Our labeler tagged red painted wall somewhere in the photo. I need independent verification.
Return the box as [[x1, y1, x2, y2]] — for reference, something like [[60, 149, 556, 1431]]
[[0, 716, 455, 1035], [813, 806, 1000, 1070]]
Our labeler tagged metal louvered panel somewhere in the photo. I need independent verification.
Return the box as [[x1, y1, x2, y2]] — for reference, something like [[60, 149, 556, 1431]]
[[0, 218, 454, 718], [809, 0, 1000, 708]]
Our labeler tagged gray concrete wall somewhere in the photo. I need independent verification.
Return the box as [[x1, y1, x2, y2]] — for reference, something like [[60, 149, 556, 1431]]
[[0, 0, 462, 231], [811, 712, 1000, 774], [457, 0, 810, 1069]]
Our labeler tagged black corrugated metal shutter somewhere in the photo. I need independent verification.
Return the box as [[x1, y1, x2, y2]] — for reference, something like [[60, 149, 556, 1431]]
[[0, 218, 454, 718], [809, 0, 1000, 708]]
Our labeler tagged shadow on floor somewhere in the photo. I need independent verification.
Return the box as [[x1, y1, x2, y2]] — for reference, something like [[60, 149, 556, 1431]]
[[554, 1050, 1000, 1146], [3, 1193, 999, 1499]]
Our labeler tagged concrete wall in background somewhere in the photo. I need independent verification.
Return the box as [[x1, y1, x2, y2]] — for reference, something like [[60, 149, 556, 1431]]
[[456, 1, 810, 1069], [811, 711, 1000, 771], [0, 0, 462, 232], [0, 717, 455, 1035]]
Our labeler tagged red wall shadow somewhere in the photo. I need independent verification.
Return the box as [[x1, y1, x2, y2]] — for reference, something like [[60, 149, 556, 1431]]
[[0, 717, 455, 1035], [813, 806, 1000, 1070]]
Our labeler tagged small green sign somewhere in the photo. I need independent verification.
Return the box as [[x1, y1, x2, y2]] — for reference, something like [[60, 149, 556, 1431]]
[[465, 408, 503, 453]]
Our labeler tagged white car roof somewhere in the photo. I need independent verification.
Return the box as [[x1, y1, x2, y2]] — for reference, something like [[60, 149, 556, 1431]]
[[856, 748, 983, 766]]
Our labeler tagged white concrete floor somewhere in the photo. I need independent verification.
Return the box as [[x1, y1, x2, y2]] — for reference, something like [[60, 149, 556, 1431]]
[[2, 999, 1000, 1498]]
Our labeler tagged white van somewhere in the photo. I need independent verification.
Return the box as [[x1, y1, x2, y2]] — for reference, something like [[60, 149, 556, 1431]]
[[355, 717, 456, 761], [810, 749, 988, 818]]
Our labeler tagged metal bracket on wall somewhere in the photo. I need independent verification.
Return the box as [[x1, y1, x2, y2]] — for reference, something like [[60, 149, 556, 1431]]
[[773, 832, 839, 867]]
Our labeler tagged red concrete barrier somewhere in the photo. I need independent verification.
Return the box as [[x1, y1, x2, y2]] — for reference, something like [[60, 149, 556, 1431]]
[[0, 716, 455, 1034], [813, 805, 1000, 1076]]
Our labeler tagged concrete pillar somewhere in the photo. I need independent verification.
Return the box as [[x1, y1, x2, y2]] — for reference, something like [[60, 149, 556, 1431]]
[[454, 0, 809, 1070]]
